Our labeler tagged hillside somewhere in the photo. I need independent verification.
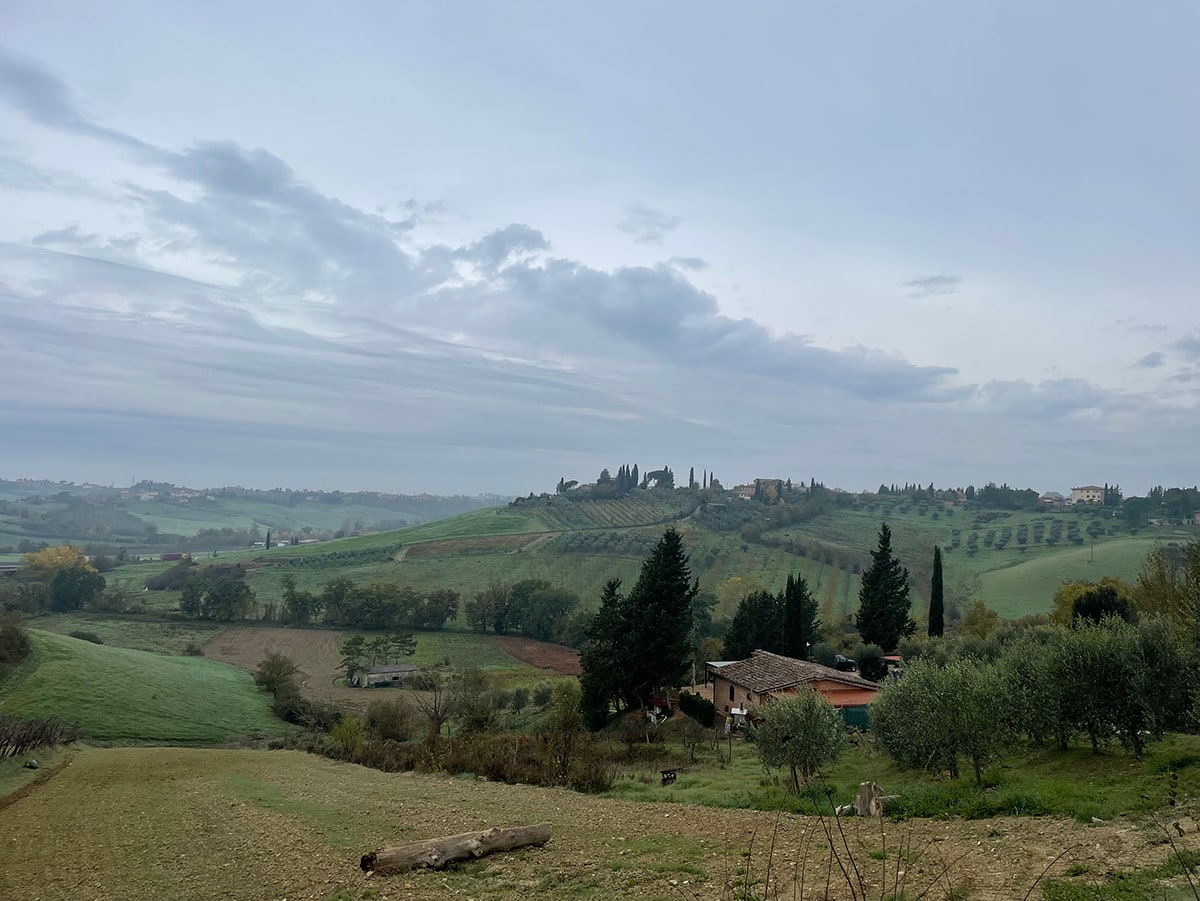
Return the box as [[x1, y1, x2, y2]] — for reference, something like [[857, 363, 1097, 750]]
[[128, 490, 1197, 621], [0, 478, 504, 557], [0, 746, 1174, 901], [0, 630, 283, 742]]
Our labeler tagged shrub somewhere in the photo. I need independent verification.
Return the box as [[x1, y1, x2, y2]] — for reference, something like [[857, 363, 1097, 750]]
[[0, 613, 31, 681], [511, 686, 530, 713], [678, 690, 716, 728], [329, 715, 366, 760], [855, 643, 886, 681], [182, 642, 205, 657], [68, 630, 103, 644], [366, 699, 416, 742], [532, 681, 554, 707]]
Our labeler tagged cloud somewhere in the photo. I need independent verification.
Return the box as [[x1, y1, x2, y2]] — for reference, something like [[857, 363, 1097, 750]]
[[1133, 351, 1166, 369], [0, 46, 150, 153], [2, 50, 1196, 494], [617, 203, 682, 244], [1172, 334, 1200, 361], [902, 274, 961, 297]]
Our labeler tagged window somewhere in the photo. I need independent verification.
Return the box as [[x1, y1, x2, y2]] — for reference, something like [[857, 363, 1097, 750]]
[[728, 684, 734, 702]]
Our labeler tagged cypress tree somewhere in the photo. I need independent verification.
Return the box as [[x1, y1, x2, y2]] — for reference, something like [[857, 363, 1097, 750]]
[[782, 572, 821, 659], [928, 545, 945, 638], [855, 523, 916, 652]]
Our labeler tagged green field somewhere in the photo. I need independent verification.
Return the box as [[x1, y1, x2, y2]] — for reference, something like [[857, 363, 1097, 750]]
[[111, 493, 1200, 623], [0, 631, 286, 742], [28, 614, 220, 655]]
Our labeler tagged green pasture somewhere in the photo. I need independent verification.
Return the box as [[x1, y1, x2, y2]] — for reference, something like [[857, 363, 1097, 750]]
[[0, 630, 286, 743], [27, 614, 219, 655]]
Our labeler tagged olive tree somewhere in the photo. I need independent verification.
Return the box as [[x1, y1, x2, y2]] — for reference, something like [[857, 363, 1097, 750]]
[[749, 690, 846, 793], [871, 658, 1008, 784]]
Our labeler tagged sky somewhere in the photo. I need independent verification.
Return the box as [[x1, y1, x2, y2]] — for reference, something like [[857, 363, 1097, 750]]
[[0, 2, 1197, 496]]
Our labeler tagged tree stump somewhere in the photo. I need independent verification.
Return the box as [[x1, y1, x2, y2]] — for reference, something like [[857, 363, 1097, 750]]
[[852, 781, 895, 817], [360, 823, 552, 875]]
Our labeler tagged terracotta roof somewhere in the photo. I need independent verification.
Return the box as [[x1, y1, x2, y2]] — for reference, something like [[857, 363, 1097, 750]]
[[717, 650, 878, 694]]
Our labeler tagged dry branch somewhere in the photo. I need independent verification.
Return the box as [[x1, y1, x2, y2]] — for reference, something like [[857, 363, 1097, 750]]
[[360, 823, 552, 875]]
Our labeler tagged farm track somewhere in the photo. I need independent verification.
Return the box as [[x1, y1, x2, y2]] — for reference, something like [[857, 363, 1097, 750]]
[[0, 747, 1177, 901]]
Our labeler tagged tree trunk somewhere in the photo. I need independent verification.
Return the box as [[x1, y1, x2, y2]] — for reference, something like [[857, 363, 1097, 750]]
[[360, 823, 552, 875]]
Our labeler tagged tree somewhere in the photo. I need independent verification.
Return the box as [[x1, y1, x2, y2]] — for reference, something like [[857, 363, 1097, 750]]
[[928, 546, 944, 638], [958, 600, 999, 639], [22, 545, 92, 581], [749, 691, 847, 792], [49, 566, 106, 611], [579, 528, 699, 722], [620, 528, 698, 704], [179, 568, 254, 621], [412, 670, 456, 739], [254, 653, 298, 696], [339, 634, 366, 681], [723, 590, 782, 660], [781, 573, 820, 659], [1051, 577, 1135, 625], [280, 574, 321, 625], [855, 523, 915, 651], [871, 658, 1008, 784], [542, 680, 584, 784], [1073, 584, 1137, 624]]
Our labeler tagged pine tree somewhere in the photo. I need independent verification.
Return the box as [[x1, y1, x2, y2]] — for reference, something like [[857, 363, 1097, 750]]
[[855, 523, 916, 652], [632, 464, 639, 488], [689, 467, 696, 490], [580, 528, 698, 716], [723, 590, 783, 660], [928, 545, 944, 638], [782, 573, 820, 659]]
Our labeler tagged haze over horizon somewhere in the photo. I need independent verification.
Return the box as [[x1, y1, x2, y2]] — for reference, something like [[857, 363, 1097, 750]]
[[1, 3, 1197, 497]]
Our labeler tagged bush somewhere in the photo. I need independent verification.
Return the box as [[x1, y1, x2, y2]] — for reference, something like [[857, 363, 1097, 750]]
[[511, 686, 530, 713], [182, 642, 205, 657], [855, 643, 886, 682], [0, 614, 31, 681], [366, 699, 416, 742], [254, 653, 298, 696], [329, 715, 366, 760], [678, 690, 716, 728], [532, 681, 554, 707], [68, 630, 103, 644]]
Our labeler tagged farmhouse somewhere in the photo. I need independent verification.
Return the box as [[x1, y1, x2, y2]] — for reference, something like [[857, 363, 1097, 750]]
[[710, 650, 879, 721], [352, 663, 417, 688], [1070, 485, 1104, 505]]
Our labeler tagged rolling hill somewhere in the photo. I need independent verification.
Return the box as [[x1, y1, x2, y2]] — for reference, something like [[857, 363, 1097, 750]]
[[129, 489, 1197, 621], [0, 630, 284, 742]]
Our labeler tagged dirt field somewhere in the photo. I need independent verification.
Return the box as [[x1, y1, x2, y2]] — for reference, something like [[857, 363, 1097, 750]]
[[0, 747, 1180, 901], [203, 626, 364, 708], [492, 635, 581, 675]]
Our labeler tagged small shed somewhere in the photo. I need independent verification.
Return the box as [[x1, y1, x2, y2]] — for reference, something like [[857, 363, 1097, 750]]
[[353, 664, 418, 688]]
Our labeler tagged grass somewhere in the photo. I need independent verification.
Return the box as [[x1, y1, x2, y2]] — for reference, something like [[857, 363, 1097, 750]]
[[114, 496, 1197, 625], [0, 744, 70, 800], [605, 723, 1200, 823], [0, 630, 287, 742], [27, 613, 220, 654]]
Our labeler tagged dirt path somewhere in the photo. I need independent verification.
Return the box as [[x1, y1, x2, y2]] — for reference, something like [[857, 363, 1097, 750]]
[[0, 747, 1178, 901]]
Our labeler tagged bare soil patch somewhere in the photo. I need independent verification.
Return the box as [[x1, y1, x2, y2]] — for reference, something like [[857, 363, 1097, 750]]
[[203, 626, 365, 709], [0, 747, 1179, 901], [492, 635, 581, 675]]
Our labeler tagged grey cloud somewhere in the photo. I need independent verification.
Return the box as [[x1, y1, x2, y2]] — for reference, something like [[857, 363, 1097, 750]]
[[1133, 351, 1166, 369], [970, 377, 1117, 420], [0, 157, 56, 191], [617, 203, 682, 244], [1116, 318, 1169, 334], [0, 46, 150, 152], [669, 256, 708, 271], [902, 274, 961, 297], [1172, 334, 1200, 361], [456, 223, 549, 274]]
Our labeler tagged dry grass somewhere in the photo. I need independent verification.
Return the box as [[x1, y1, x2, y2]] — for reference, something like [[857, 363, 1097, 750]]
[[0, 746, 1180, 901]]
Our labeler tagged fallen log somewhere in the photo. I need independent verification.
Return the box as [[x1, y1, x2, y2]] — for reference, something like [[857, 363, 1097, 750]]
[[360, 823, 552, 875]]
